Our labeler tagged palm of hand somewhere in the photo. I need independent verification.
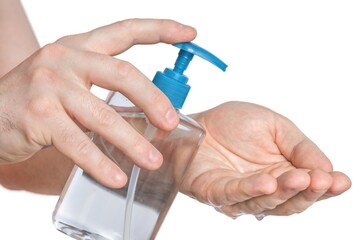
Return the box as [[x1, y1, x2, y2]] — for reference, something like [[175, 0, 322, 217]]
[[181, 101, 351, 219]]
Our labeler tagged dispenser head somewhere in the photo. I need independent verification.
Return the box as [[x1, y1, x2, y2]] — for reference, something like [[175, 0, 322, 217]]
[[152, 42, 227, 109]]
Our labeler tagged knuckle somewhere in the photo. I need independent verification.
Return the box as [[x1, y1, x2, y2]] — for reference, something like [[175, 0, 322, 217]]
[[27, 45, 66, 86], [158, 19, 173, 31], [28, 65, 57, 85], [188, 175, 212, 204], [221, 206, 241, 219], [131, 134, 147, 156], [57, 33, 94, 52], [55, 35, 69, 44], [282, 208, 296, 216], [36, 43, 67, 60], [116, 19, 142, 44], [149, 88, 166, 105], [114, 60, 134, 80], [247, 200, 269, 213], [55, 35, 75, 45], [76, 137, 94, 158], [281, 206, 304, 216], [116, 18, 138, 29], [95, 156, 111, 173], [25, 95, 55, 118], [78, 93, 118, 128], [96, 107, 117, 127], [56, 121, 74, 142]]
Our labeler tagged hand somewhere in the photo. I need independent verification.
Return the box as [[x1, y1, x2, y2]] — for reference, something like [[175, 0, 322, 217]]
[[0, 19, 196, 188], [181, 101, 351, 219]]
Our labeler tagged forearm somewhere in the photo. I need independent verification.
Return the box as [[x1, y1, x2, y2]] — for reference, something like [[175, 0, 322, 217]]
[[0, 0, 64, 195], [0, 147, 74, 195], [0, 0, 39, 77]]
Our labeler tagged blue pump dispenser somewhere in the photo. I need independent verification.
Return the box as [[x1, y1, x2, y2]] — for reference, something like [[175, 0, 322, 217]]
[[152, 42, 228, 109]]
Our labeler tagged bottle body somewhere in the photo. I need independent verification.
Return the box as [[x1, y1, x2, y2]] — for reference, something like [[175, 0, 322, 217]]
[[52, 92, 205, 240]]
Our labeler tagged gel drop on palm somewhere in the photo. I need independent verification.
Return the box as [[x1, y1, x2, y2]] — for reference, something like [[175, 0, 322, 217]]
[[52, 42, 227, 240]]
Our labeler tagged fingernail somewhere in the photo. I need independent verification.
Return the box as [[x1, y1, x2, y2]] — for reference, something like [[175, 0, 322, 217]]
[[232, 211, 246, 218], [255, 213, 266, 221], [181, 24, 196, 34], [111, 170, 127, 188], [148, 148, 162, 163], [114, 173, 124, 184], [165, 108, 178, 126]]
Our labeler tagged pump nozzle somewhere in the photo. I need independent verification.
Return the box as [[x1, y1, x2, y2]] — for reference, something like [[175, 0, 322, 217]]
[[152, 42, 227, 109]]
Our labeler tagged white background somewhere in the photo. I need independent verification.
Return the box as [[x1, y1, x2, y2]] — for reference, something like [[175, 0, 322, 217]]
[[1, 0, 359, 239]]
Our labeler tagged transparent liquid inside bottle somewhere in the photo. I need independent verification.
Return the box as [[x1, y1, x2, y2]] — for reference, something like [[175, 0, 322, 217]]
[[52, 93, 205, 240]]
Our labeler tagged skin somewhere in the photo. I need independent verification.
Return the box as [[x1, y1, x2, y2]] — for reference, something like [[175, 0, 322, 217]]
[[0, 2, 196, 189], [0, 1, 351, 219], [0, 0, 39, 76], [186, 102, 351, 218]]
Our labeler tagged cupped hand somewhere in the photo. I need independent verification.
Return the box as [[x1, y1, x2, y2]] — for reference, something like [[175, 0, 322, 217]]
[[181, 101, 351, 219], [0, 19, 196, 188]]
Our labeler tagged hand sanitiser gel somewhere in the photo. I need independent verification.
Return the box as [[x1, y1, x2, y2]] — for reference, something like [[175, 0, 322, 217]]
[[52, 42, 227, 240]]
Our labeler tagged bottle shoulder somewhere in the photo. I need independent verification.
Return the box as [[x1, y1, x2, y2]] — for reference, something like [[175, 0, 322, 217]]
[[177, 112, 205, 132]]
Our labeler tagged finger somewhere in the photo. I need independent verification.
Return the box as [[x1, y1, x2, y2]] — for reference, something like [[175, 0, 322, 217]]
[[223, 169, 310, 215], [49, 112, 127, 188], [319, 171, 352, 200], [275, 115, 333, 171], [202, 172, 277, 207], [263, 169, 333, 216], [61, 89, 163, 170], [56, 18, 197, 55], [58, 46, 178, 131]]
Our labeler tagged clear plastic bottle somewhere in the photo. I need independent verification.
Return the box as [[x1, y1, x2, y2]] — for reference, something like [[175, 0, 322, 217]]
[[52, 42, 227, 240]]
